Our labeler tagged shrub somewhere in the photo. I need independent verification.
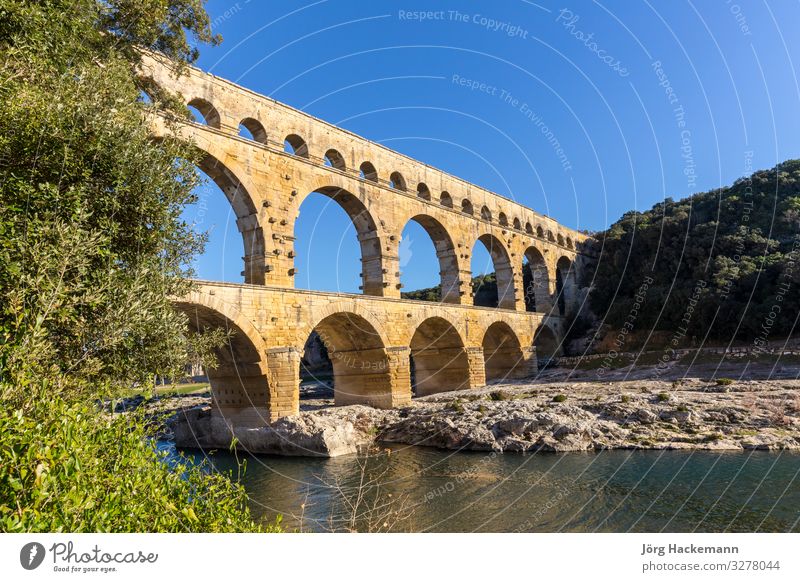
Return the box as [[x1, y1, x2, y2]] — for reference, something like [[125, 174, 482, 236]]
[[553, 394, 568, 403], [621, 394, 631, 403], [716, 378, 734, 386], [657, 392, 670, 402], [0, 397, 276, 533], [489, 390, 510, 401], [450, 401, 465, 413]]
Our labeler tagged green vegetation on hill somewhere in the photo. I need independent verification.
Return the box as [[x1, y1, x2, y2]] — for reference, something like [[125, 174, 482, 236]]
[[402, 270, 536, 309], [585, 160, 800, 342], [402, 273, 500, 305]]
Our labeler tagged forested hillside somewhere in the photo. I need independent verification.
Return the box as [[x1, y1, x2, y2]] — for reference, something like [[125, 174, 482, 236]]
[[584, 160, 800, 343]]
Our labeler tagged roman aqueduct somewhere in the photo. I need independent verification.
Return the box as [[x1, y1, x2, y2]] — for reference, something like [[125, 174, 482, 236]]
[[141, 53, 591, 427]]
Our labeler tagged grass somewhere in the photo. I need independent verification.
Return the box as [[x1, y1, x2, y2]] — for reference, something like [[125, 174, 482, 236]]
[[116, 382, 210, 399], [489, 390, 511, 401], [736, 429, 759, 436]]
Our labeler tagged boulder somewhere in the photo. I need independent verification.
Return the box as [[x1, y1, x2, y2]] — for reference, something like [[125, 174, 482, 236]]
[[172, 406, 383, 457]]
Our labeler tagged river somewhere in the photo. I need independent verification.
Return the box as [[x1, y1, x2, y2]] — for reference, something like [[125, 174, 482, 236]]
[[161, 442, 800, 532]]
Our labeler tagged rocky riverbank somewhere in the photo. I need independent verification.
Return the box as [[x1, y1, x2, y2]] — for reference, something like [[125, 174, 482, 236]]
[[123, 374, 800, 457]]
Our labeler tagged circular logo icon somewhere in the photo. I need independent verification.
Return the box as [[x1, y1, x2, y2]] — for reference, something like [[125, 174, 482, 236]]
[[20, 542, 46, 570]]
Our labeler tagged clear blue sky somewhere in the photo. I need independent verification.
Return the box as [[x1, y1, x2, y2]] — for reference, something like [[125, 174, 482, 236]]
[[182, 0, 800, 293]]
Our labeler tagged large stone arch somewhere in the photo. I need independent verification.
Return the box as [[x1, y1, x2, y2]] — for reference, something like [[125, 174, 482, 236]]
[[193, 151, 267, 285], [400, 214, 463, 303], [173, 291, 271, 426], [296, 302, 408, 408], [555, 256, 576, 316], [523, 245, 552, 313], [482, 321, 532, 381], [409, 317, 471, 396], [302, 308, 406, 408], [293, 183, 384, 296], [534, 323, 561, 363], [472, 233, 516, 309]]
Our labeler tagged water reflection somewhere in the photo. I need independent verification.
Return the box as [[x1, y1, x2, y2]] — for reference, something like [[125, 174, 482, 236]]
[[164, 442, 800, 533]]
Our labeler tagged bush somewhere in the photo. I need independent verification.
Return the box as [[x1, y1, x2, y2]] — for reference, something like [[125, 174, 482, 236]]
[[0, 397, 276, 532], [552, 394, 568, 403], [489, 390, 511, 401], [657, 392, 671, 402], [0, 1, 275, 533], [716, 378, 734, 386], [621, 394, 631, 403]]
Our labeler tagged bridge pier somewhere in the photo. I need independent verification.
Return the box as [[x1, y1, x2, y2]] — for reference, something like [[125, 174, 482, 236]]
[[465, 347, 488, 388], [265, 347, 301, 418], [208, 364, 272, 427]]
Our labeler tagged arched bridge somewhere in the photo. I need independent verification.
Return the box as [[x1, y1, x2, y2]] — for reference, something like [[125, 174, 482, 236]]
[[141, 52, 591, 426]]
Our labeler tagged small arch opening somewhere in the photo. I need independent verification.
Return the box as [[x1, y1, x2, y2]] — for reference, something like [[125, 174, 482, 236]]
[[284, 134, 309, 158], [440, 191, 453, 208], [324, 148, 347, 171], [462, 199, 474, 215], [416, 182, 431, 201], [238, 118, 267, 143], [480, 205, 492, 221], [187, 98, 221, 128], [389, 171, 407, 191], [525, 222, 534, 235], [498, 212, 508, 227], [359, 161, 378, 182]]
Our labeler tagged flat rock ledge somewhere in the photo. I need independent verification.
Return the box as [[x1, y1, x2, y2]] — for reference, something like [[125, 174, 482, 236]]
[[172, 406, 391, 457], [165, 377, 800, 457]]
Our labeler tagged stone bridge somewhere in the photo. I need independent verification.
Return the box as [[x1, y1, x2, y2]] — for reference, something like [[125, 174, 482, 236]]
[[140, 52, 591, 425]]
